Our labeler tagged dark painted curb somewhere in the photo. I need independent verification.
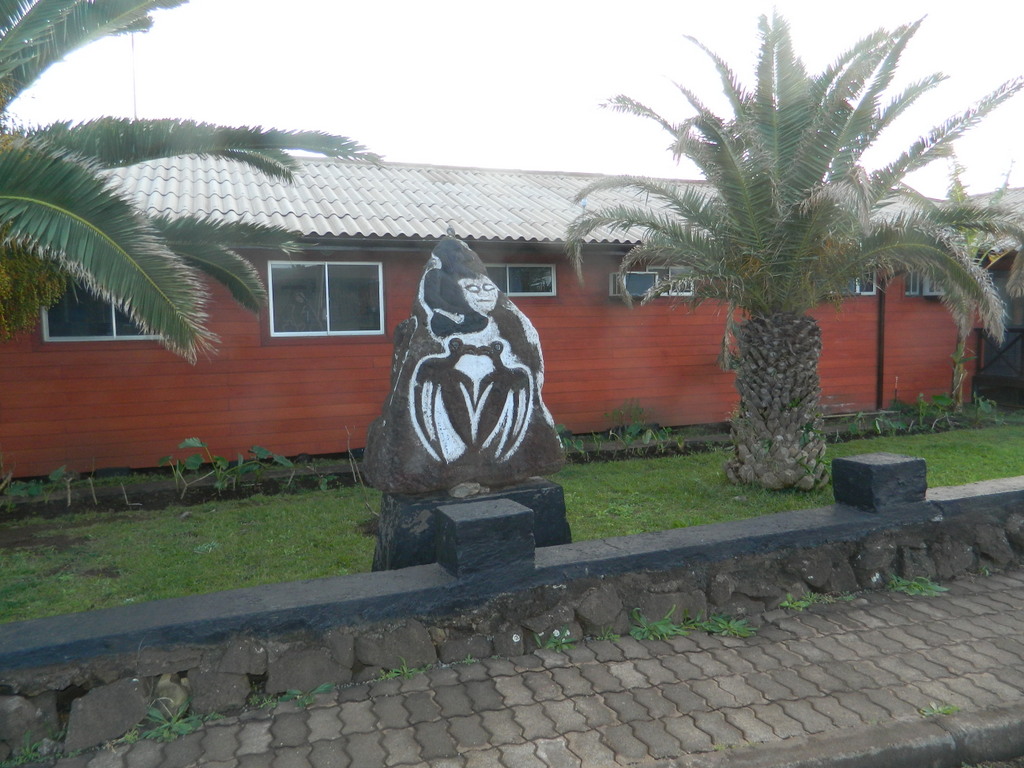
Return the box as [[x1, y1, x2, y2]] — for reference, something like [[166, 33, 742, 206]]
[[0, 502, 929, 671], [2, 476, 1023, 672], [662, 703, 1024, 768]]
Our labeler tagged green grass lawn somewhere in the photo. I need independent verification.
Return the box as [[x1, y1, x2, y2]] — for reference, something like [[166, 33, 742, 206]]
[[3, 426, 1023, 624]]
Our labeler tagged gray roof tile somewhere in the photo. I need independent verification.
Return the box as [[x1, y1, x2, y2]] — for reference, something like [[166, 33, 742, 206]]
[[106, 156, 688, 244]]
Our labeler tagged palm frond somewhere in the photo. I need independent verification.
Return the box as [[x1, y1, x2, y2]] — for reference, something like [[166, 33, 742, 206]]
[[28, 118, 381, 176], [149, 215, 287, 310], [603, 95, 679, 137], [752, 11, 809, 162], [0, 0, 186, 105], [566, 12, 1021, 329], [681, 32, 746, 116], [0, 140, 213, 360], [862, 219, 1005, 341], [873, 77, 1024, 192]]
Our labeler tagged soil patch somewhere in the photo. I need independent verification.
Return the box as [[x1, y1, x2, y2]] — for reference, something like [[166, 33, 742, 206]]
[[0, 513, 156, 550]]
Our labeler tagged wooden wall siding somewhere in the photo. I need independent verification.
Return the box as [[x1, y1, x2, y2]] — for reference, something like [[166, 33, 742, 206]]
[[881, 286, 963, 405], [0, 245, 965, 478]]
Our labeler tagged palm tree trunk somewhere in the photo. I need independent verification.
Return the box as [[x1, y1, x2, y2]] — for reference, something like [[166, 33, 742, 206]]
[[951, 330, 969, 411], [725, 312, 829, 490]]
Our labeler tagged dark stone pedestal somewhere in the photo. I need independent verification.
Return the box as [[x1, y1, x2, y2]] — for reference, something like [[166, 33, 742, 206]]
[[435, 499, 535, 579], [832, 452, 927, 512], [372, 478, 570, 571]]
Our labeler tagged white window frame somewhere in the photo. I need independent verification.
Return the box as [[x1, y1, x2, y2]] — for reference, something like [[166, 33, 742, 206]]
[[268, 260, 384, 337], [847, 272, 877, 296], [905, 272, 945, 297], [485, 264, 556, 296], [609, 268, 694, 299], [610, 271, 657, 299], [42, 284, 159, 343], [664, 267, 696, 297]]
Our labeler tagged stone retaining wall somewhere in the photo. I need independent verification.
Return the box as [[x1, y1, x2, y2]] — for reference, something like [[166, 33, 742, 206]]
[[2, 454, 1024, 758]]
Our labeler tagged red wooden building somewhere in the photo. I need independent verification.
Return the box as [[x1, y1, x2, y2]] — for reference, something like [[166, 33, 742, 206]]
[[0, 158, 970, 478]]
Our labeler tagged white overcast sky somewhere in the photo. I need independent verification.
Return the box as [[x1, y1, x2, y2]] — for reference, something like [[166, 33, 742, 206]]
[[9, 0, 1024, 198]]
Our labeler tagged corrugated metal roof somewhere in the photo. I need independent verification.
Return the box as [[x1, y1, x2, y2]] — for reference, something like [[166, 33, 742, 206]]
[[107, 156, 1024, 249], [106, 156, 698, 245]]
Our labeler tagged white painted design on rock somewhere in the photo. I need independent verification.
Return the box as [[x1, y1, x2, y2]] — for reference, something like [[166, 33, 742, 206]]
[[409, 248, 540, 464]]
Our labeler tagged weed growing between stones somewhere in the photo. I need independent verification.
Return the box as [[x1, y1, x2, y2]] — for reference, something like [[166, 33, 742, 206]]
[[278, 683, 335, 708], [137, 702, 216, 742], [920, 702, 960, 717], [779, 592, 856, 611], [630, 607, 691, 641], [629, 607, 759, 640], [702, 615, 758, 638], [887, 575, 950, 597], [378, 659, 431, 680], [0, 734, 59, 767], [533, 627, 576, 651]]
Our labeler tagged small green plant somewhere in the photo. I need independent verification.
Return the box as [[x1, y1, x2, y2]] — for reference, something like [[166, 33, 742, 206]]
[[533, 627, 576, 651], [700, 614, 758, 638], [378, 659, 430, 680], [0, 734, 52, 766], [630, 607, 758, 639], [873, 411, 910, 436], [279, 682, 335, 707], [887, 575, 949, 597], [780, 593, 813, 611], [968, 395, 1002, 427], [1, 465, 72, 508], [159, 439, 293, 498], [919, 702, 959, 717], [595, 626, 620, 641], [780, 592, 855, 611], [629, 607, 691, 641], [604, 399, 657, 446], [246, 692, 279, 709], [556, 424, 586, 455], [240, 445, 295, 483], [139, 700, 210, 742]]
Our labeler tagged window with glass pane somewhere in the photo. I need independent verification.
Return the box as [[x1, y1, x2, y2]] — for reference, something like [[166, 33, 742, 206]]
[[484, 265, 555, 296], [45, 284, 152, 340], [905, 272, 944, 297], [847, 272, 876, 296], [270, 261, 383, 336], [508, 266, 553, 294]]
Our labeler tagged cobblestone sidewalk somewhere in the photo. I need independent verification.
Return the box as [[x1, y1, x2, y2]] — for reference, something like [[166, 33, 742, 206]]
[[50, 569, 1024, 767]]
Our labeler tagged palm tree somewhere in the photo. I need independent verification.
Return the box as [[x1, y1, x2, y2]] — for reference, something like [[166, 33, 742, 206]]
[[944, 160, 1016, 409], [566, 14, 1024, 490], [0, 0, 378, 362]]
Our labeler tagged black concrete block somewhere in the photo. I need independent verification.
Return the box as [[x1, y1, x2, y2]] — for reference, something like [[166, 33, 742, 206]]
[[832, 452, 927, 512], [435, 499, 535, 578], [372, 478, 570, 571]]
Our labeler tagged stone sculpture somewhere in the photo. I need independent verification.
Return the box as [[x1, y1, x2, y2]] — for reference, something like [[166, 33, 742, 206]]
[[362, 237, 564, 494]]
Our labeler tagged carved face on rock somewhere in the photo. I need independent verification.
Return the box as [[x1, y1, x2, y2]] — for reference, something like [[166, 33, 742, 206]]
[[458, 276, 499, 316]]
